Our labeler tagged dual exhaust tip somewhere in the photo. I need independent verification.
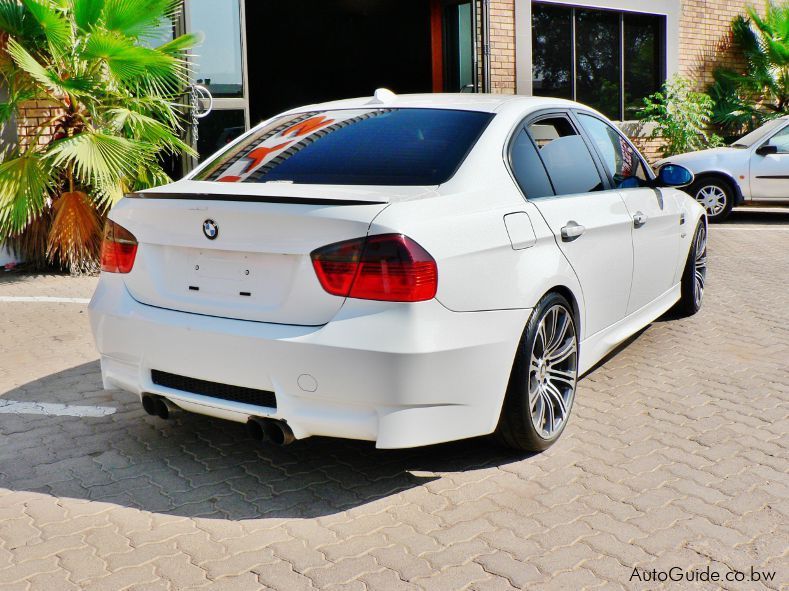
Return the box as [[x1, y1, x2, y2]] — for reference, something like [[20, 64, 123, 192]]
[[142, 394, 172, 420], [141, 394, 295, 446], [246, 416, 296, 446]]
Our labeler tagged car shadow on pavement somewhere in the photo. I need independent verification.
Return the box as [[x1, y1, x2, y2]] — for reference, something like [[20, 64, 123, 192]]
[[0, 361, 531, 521]]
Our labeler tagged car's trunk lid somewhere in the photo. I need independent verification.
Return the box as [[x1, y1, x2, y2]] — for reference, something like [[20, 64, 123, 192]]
[[111, 181, 433, 325]]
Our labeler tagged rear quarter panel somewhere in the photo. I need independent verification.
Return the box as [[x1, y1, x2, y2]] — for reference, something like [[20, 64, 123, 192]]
[[369, 157, 584, 337]]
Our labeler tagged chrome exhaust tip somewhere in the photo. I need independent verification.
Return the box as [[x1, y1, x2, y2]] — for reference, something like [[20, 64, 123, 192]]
[[142, 394, 175, 420], [262, 419, 296, 446], [155, 397, 170, 420], [246, 417, 266, 441], [141, 394, 158, 416]]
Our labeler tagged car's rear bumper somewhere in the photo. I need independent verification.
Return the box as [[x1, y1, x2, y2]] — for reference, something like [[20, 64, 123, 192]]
[[89, 274, 530, 448]]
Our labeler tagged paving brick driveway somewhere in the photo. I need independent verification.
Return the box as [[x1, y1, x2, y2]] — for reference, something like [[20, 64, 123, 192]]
[[0, 211, 787, 591]]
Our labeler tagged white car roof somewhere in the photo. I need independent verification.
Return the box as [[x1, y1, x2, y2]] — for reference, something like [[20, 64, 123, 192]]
[[282, 91, 585, 115]]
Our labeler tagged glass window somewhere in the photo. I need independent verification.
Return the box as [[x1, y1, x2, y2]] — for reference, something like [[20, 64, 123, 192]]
[[767, 125, 789, 153], [188, 0, 244, 98], [578, 113, 648, 188], [527, 116, 604, 196], [195, 108, 494, 185], [531, 3, 666, 120], [444, 2, 474, 92], [575, 9, 621, 119], [532, 4, 573, 99], [510, 129, 554, 198], [624, 13, 663, 119], [731, 118, 786, 148], [196, 109, 246, 162]]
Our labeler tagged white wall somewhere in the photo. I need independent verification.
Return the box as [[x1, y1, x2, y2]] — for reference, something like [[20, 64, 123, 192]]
[[0, 245, 18, 267]]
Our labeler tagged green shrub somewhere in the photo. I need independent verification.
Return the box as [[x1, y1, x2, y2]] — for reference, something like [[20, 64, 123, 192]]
[[639, 75, 724, 158]]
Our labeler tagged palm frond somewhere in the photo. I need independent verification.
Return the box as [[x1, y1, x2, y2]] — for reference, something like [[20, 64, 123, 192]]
[[21, 0, 74, 59], [156, 32, 202, 55], [72, 0, 105, 31], [6, 36, 94, 97], [102, 0, 181, 39], [82, 30, 188, 94], [0, 150, 55, 236], [46, 129, 155, 187], [47, 189, 101, 270], [106, 106, 195, 156], [0, 0, 43, 41]]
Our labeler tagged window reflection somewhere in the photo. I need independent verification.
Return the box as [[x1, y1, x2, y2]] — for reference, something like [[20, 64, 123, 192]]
[[531, 3, 666, 120], [624, 14, 663, 119], [189, 0, 244, 98], [532, 5, 573, 99], [575, 9, 620, 119]]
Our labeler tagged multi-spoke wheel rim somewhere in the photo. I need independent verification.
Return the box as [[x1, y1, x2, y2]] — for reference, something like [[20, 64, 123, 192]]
[[695, 185, 727, 216], [693, 224, 707, 307], [529, 305, 578, 440]]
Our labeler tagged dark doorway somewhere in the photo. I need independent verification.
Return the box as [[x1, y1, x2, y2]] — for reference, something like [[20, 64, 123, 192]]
[[244, 0, 433, 125]]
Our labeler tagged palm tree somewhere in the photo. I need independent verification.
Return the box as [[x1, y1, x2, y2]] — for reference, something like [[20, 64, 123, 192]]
[[709, 1, 789, 136], [0, 0, 199, 272]]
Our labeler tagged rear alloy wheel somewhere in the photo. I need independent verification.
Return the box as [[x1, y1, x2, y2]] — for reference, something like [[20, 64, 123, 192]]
[[675, 220, 707, 317], [496, 293, 578, 451], [691, 178, 733, 223]]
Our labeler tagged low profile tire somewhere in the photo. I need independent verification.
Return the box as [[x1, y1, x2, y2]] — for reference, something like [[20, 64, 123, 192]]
[[689, 177, 733, 223], [674, 220, 708, 317], [496, 293, 579, 452]]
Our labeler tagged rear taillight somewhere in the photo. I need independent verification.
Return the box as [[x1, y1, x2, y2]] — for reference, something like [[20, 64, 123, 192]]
[[311, 234, 437, 302], [100, 220, 138, 274]]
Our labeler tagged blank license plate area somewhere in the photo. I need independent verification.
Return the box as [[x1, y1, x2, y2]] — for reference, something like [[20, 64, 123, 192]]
[[186, 250, 292, 301], [193, 254, 250, 282]]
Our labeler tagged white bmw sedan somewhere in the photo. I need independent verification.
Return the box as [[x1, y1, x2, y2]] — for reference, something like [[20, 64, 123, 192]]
[[89, 92, 706, 451]]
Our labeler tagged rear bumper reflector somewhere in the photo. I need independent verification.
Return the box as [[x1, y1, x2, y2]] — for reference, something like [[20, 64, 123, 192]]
[[151, 370, 277, 409]]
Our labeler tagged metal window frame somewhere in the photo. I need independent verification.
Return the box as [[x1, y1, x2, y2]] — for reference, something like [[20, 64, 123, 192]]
[[179, 0, 251, 171], [518, 0, 679, 121]]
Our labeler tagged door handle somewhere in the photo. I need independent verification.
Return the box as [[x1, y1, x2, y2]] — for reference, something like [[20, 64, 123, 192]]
[[560, 221, 585, 241], [633, 211, 648, 228]]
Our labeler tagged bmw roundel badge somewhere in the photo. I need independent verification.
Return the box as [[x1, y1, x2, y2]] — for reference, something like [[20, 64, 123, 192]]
[[203, 219, 218, 240]]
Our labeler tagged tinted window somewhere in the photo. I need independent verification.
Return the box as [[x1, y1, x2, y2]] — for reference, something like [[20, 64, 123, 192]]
[[510, 129, 554, 198], [531, 3, 666, 120], [577, 113, 648, 188], [576, 9, 621, 119], [624, 13, 663, 119], [532, 4, 573, 99], [527, 117, 604, 196], [194, 108, 494, 185], [767, 125, 789, 153]]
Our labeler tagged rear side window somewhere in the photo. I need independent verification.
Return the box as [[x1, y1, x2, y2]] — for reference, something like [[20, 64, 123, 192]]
[[510, 129, 554, 198], [526, 116, 604, 196], [194, 108, 494, 186]]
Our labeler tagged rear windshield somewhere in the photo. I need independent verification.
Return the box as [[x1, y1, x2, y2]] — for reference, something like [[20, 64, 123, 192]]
[[193, 108, 494, 186]]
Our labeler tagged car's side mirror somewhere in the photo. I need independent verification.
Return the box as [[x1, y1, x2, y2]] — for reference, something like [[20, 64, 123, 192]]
[[656, 164, 694, 188], [755, 144, 778, 156]]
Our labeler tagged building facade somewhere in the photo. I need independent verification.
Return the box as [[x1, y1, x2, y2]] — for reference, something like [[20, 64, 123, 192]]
[[4, 0, 752, 166], [173, 0, 749, 164]]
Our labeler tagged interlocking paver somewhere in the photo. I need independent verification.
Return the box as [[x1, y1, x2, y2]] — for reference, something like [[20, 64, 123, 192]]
[[0, 211, 788, 590]]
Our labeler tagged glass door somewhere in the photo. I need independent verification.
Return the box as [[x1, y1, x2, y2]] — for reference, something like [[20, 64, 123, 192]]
[[443, 1, 475, 92], [181, 0, 250, 169]]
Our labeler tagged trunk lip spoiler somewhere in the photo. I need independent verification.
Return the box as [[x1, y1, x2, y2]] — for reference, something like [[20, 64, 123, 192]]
[[125, 192, 387, 206]]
